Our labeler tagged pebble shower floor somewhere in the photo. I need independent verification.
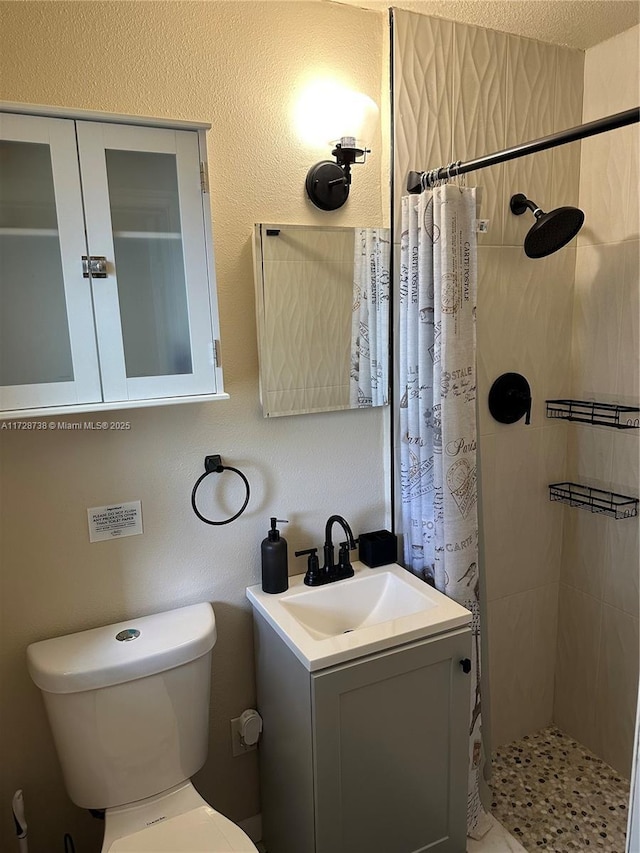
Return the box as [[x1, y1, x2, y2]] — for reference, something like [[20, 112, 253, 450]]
[[492, 726, 630, 852]]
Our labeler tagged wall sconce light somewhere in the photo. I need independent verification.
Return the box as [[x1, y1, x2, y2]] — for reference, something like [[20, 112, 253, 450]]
[[305, 136, 370, 211], [294, 81, 378, 211]]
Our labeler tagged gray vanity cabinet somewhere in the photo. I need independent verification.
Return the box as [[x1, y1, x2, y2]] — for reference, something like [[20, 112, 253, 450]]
[[253, 611, 471, 853]]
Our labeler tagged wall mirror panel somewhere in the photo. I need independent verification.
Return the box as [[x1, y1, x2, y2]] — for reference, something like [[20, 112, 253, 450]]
[[253, 223, 390, 418]]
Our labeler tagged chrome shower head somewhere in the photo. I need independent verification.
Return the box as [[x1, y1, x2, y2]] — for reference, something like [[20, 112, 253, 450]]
[[510, 193, 584, 258]]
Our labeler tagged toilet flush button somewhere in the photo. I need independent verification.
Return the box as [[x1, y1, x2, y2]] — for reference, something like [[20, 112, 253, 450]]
[[116, 628, 140, 642]]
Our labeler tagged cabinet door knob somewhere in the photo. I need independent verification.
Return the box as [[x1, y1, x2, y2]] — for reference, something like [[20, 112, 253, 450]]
[[460, 658, 472, 674], [82, 256, 108, 278]]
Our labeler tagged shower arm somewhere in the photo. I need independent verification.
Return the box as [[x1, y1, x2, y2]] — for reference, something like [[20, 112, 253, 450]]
[[407, 106, 640, 193]]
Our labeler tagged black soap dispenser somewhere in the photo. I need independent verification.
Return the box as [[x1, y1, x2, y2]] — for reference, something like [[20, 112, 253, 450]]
[[261, 518, 289, 594]]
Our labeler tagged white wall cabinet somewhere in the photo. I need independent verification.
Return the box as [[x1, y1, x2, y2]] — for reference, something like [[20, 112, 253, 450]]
[[0, 104, 226, 418], [253, 610, 472, 853]]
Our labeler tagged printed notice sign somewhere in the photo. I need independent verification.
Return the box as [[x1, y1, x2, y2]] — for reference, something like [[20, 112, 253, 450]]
[[88, 500, 143, 542]]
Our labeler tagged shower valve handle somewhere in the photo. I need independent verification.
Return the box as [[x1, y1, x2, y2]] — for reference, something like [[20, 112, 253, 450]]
[[508, 389, 532, 425]]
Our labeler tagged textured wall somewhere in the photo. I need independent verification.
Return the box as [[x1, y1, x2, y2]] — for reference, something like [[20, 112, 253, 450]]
[[393, 9, 584, 749], [554, 24, 640, 778], [0, 2, 389, 850]]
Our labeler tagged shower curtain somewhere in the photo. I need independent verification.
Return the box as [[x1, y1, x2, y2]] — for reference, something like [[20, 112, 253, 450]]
[[350, 228, 390, 407], [400, 185, 489, 836]]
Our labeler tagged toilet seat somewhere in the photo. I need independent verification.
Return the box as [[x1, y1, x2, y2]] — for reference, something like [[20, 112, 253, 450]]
[[102, 782, 258, 852]]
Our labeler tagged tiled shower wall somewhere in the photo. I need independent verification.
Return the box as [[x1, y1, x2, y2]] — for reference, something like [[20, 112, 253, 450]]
[[555, 25, 639, 779], [393, 10, 583, 748]]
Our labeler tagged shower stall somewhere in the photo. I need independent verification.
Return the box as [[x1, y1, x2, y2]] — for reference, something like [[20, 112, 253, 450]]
[[392, 9, 639, 851]]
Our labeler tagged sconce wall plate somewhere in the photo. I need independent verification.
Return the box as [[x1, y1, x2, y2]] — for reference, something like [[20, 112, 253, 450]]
[[305, 160, 349, 211], [305, 140, 369, 211]]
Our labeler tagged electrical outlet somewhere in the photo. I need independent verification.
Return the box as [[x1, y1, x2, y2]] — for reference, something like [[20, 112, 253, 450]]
[[231, 716, 257, 756]]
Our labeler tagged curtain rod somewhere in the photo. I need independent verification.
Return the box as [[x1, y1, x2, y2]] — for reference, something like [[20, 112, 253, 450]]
[[407, 107, 639, 193]]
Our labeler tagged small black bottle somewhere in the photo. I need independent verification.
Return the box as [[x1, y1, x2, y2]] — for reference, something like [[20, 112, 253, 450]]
[[261, 517, 289, 593]]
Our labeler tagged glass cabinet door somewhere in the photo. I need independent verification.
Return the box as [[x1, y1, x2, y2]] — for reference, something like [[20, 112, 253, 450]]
[[0, 113, 101, 412], [76, 121, 216, 402]]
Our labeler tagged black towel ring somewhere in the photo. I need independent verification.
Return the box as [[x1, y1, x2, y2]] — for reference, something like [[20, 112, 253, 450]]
[[191, 455, 250, 526]]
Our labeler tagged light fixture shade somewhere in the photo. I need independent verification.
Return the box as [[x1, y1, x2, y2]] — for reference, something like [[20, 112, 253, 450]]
[[328, 91, 378, 151], [294, 80, 378, 150]]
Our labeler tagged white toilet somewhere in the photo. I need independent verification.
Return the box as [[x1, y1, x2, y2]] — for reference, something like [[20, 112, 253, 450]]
[[27, 602, 258, 852]]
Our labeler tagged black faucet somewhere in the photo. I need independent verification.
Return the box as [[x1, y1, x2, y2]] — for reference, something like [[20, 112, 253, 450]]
[[295, 515, 358, 586], [323, 515, 357, 577]]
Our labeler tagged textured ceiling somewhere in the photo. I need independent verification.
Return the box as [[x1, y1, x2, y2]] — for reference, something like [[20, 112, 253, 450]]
[[332, 1, 640, 50]]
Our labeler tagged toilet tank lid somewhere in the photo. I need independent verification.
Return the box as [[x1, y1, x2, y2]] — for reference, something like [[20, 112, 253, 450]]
[[27, 603, 216, 694]]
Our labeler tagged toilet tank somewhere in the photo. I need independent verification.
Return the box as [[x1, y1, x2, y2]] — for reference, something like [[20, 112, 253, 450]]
[[27, 603, 217, 810]]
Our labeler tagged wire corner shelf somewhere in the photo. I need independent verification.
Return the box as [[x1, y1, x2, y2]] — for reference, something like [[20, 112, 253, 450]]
[[549, 482, 639, 519], [546, 399, 640, 429]]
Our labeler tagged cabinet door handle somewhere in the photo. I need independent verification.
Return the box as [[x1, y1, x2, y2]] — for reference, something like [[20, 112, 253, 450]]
[[82, 256, 108, 278], [460, 658, 472, 674]]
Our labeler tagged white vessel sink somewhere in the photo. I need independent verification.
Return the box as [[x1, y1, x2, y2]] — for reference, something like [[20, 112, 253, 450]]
[[246, 562, 471, 671]]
